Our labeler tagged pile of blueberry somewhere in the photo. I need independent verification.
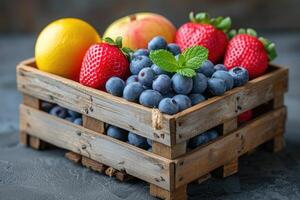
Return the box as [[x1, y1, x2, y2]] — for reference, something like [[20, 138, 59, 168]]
[[105, 36, 249, 115], [41, 101, 83, 125], [107, 125, 152, 150]]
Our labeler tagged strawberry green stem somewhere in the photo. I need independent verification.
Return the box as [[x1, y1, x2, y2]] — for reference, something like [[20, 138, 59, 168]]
[[103, 37, 133, 61], [189, 12, 231, 32], [228, 28, 277, 61]]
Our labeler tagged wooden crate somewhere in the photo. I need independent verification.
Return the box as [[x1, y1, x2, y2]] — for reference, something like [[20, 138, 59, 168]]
[[17, 58, 288, 200]]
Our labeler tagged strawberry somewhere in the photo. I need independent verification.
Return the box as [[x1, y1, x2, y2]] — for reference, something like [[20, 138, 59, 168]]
[[80, 37, 132, 89], [175, 12, 231, 63], [224, 29, 277, 79], [238, 109, 253, 124]]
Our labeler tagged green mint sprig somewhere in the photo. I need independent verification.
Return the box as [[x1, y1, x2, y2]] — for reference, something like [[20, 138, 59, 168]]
[[149, 46, 208, 77]]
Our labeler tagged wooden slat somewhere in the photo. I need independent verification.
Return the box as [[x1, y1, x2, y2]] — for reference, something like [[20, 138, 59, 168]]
[[19, 104, 173, 190], [19, 131, 29, 146], [65, 151, 82, 163], [82, 115, 105, 134], [152, 142, 187, 160], [214, 118, 239, 178], [174, 66, 288, 143], [174, 107, 286, 188], [82, 156, 107, 173], [17, 60, 173, 145], [150, 184, 187, 200]]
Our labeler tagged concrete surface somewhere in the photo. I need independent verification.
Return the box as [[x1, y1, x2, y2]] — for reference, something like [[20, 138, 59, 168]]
[[0, 33, 299, 200]]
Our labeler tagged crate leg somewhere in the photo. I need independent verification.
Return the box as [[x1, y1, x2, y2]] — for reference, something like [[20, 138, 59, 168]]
[[214, 117, 239, 178], [19, 131, 29, 146], [267, 91, 285, 152], [150, 184, 187, 200], [21, 94, 47, 150], [65, 151, 82, 164], [81, 156, 107, 173], [151, 141, 187, 199]]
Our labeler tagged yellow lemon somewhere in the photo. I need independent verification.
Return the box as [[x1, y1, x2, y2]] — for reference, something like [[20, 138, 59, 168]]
[[35, 18, 100, 80]]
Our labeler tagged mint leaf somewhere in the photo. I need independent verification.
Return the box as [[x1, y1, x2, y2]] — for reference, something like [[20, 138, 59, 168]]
[[176, 68, 196, 77], [177, 54, 186, 67], [183, 46, 208, 69], [149, 50, 178, 72]]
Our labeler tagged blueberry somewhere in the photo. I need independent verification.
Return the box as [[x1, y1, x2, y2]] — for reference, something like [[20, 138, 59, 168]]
[[197, 60, 214, 77], [126, 75, 139, 85], [212, 71, 234, 91], [192, 73, 207, 93], [206, 129, 219, 141], [123, 82, 144, 102], [229, 67, 249, 87], [107, 125, 128, 142], [49, 106, 68, 118], [128, 132, 149, 149], [65, 117, 75, 122], [148, 36, 167, 50], [166, 43, 181, 55], [41, 102, 55, 113], [171, 73, 193, 95], [139, 90, 163, 108], [172, 95, 192, 111], [214, 64, 228, 71], [67, 110, 81, 118], [163, 91, 176, 98], [147, 138, 152, 147], [151, 64, 170, 76], [207, 78, 226, 96], [133, 48, 149, 57], [138, 67, 155, 87], [105, 77, 125, 97], [189, 93, 205, 105], [158, 98, 179, 115], [73, 118, 83, 125], [130, 55, 152, 75], [152, 74, 171, 95], [189, 133, 209, 149]]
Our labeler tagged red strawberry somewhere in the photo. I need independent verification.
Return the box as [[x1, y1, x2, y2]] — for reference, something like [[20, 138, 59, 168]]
[[238, 109, 253, 123], [175, 12, 231, 63], [224, 29, 277, 79], [80, 37, 131, 89]]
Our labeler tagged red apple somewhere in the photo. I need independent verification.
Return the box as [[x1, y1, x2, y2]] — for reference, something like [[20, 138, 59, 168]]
[[103, 13, 176, 50]]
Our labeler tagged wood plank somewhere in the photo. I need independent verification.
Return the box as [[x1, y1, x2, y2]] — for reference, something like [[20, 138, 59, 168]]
[[19, 104, 173, 190], [82, 156, 107, 173], [29, 135, 47, 150], [150, 184, 187, 200], [152, 142, 187, 160], [17, 60, 173, 145], [82, 115, 105, 134], [65, 151, 82, 163], [174, 65, 288, 143], [174, 107, 286, 188], [214, 118, 238, 178], [115, 171, 134, 182], [19, 131, 29, 146]]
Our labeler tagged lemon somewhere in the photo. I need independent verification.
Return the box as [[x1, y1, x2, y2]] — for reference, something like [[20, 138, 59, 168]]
[[35, 18, 100, 80]]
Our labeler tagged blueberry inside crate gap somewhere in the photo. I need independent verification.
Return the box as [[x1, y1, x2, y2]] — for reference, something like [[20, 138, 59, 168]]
[[17, 58, 288, 200]]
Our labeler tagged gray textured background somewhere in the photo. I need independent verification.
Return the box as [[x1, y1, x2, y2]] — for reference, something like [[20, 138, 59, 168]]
[[1, 0, 300, 199]]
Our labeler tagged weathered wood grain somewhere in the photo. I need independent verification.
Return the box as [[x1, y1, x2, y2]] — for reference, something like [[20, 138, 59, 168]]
[[174, 66, 288, 143], [82, 116, 105, 135], [17, 59, 173, 145], [150, 184, 187, 200], [174, 107, 286, 188], [65, 151, 82, 163], [214, 117, 239, 178], [82, 156, 107, 173], [19, 104, 174, 190]]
